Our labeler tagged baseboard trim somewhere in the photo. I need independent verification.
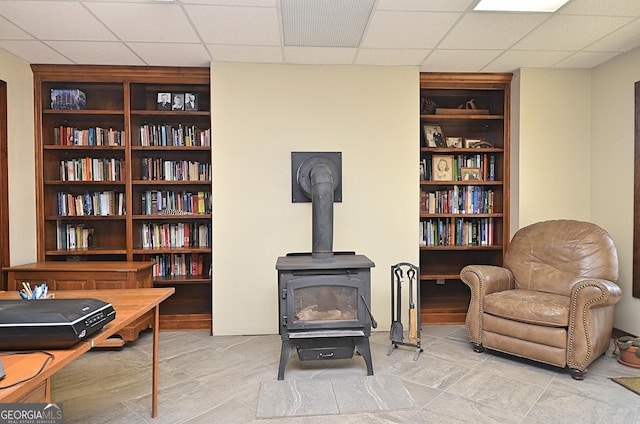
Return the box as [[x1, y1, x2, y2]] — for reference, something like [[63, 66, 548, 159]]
[[612, 327, 637, 339]]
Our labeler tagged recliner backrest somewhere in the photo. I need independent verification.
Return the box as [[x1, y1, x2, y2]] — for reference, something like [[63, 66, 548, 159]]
[[503, 220, 618, 297]]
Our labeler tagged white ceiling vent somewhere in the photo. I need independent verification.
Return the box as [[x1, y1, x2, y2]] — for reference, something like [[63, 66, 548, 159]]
[[281, 0, 375, 48]]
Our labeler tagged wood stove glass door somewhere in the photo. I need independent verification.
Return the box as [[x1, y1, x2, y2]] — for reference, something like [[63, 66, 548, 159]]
[[286, 274, 364, 330]]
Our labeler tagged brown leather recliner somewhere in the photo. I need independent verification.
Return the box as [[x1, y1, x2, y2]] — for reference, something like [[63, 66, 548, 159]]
[[460, 219, 622, 380]]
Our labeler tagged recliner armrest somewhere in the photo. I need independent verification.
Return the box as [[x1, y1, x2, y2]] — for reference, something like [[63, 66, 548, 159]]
[[460, 265, 514, 296], [567, 278, 622, 372], [460, 265, 514, 345], [568, 278, 622, 308]]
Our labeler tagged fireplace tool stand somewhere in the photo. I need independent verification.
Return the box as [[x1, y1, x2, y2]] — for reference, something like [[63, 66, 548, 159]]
[[388, 262, 423, 360]]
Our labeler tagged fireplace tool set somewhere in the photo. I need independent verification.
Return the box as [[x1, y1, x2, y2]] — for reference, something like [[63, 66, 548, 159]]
[[388, 262, 423, 361]]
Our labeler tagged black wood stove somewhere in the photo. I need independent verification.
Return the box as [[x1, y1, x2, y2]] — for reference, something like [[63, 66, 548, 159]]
[[276, 153, 375, 380]]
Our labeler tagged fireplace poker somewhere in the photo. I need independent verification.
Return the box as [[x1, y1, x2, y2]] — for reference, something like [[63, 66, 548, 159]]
[[390, 267, 404, 342]]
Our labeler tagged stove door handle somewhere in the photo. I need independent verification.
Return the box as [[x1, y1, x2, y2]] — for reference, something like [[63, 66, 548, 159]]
[[360, 294, 378, 329]]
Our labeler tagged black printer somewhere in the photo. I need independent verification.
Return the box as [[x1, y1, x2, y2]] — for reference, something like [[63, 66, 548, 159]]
[[0, 298, 115, 350]]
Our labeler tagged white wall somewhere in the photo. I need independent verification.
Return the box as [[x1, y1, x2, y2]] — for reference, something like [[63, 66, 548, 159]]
[[0, 49, 36, 265], [211, 63, 418, 335], [514, 68, 592, 229], [591, 47, 640, 336]]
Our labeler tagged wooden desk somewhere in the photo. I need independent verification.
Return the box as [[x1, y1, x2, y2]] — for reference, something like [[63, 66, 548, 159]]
[[0, 288, 174, 418]]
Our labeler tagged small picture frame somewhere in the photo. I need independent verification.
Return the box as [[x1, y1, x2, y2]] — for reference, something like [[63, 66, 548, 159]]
[[423, 124, 445, 147], [184, 92, 198, 111], [461, 167, 482, 181], [446, 136, 463, 148], [432, 155, 454, 181], [157, 92, 172, 110], [171, 93, 185, 110], [464, 138, 483, 148]]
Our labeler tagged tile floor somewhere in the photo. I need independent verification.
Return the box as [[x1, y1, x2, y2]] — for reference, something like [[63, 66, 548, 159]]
[[51, 325, 640, 423]]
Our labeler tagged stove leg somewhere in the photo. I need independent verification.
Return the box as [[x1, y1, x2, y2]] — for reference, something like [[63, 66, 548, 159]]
[[355, 337, 374, 376], [278, 340, 296, 380]]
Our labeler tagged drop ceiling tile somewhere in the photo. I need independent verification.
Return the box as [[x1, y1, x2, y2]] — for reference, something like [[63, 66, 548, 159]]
[[0, 1, 115, 41], [86, 2, 199, 43], [421, 49, 502, 72], [0, 40, 71, 64], [355, 48, 428, 66], [209, 44, 283, 63], [514, 15, 633, 51], [362, 11, 461, 49], [376, 0, 475, 12], [439, 13, 549, 49], [483, 50, 573, 72], [127, 42, 211, 66], [558, 0, 640, 16], [46, 41, 145, 66], [585, 19, 640, 52], [554, 51, 620, 68], [183, 0, 276, 5], [284, 46, 356, 64], [0, 15, 32, 39], [186, 5, 280, 45]]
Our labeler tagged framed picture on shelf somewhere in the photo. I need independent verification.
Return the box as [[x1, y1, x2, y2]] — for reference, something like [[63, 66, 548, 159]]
[[446, 136, 463, 148], [171, 92, 185, 110], [464, 138, 483, 148], [184, 92, 198, 111], [157, 92, 172, 110], [461, 167, 482, 181], [432, 154, 454, 181], [423, 124, 445, 147]]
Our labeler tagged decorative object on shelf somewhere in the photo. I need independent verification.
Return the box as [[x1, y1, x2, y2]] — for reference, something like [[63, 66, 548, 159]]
[[461, 167, 482, 181], [432, 154, 454, 181], [184, 92, 198, 111], [436, 97, 489, 115], [423, 124, 444, 148], [171, 93, 185, 111], [420, 97, 438, 114], [445, 136, 462, 148], [157, 92, 172, 110], [51, 89, 86, 110], [614, 336, 640, 368], [464, 138, 493, 148]]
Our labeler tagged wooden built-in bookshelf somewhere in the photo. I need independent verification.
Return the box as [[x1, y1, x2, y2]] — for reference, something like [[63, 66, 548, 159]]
[[419, 72, 511, 324], [32, 65, 212, 332]]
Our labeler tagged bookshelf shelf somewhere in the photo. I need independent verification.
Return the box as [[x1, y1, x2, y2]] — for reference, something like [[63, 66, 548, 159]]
[[33, 65, 212, 332], [419, 72, 511, 325]]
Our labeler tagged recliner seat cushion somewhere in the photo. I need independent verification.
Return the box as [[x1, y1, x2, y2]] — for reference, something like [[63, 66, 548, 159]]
[[484, 289, 570, 327]]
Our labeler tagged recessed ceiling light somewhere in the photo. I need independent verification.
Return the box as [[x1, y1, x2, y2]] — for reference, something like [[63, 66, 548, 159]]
[[474, 0, 570, 13]]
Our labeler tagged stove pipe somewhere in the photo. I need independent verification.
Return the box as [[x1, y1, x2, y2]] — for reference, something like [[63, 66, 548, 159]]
[[310, 163, 334, 259]]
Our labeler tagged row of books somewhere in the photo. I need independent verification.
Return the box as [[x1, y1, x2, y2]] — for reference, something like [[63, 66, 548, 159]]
[[139, 124, 210, 147], [56, 223, 94, 250], [421, 186, 495, 214], [57, 190, 125, 216], [53, 126, 124, 146], [141, 222, 211, 249], [140, 158, 210, 181], [420, 154, 496, 181], [141, 253, 208, 278], [141, 190, 211, 215], [419, 217, 494, 247], [60, 157, 124, 182]]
